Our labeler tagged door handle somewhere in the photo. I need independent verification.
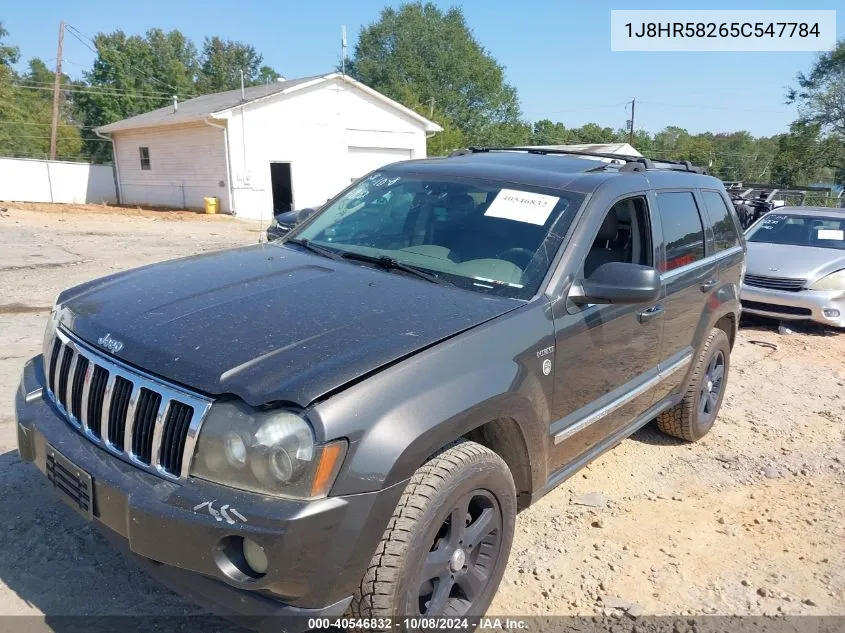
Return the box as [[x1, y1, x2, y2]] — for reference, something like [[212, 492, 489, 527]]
[[638, 305, 664, 323], [700, 279, 719, 292]]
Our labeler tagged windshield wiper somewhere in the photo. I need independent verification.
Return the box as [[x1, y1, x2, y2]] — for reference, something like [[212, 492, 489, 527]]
[[285, 238, 344, 261], [341, 252, 453, 287]]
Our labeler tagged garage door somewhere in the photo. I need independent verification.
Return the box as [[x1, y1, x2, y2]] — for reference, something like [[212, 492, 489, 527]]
[[348, 147, 413, 181]]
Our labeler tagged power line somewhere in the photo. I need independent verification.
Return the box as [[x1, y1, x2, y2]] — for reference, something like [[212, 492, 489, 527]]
[[61, 58, 93, 68], [525, 102, 629, 117], [0, 152, 107, 162], [0, 121, 96, 129], [65, 23, 195, 98], [638, 100, 788, 115], [13, 79, 175, 97], [13, 80, 175, 96], [11, 83, 177, 98], [0, 134, 111, 141], [63, 24, 98, 56]]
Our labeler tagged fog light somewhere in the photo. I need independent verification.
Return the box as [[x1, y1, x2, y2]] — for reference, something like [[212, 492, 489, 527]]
[[823, 309, 840, 318], [243, 538, 269, 575]]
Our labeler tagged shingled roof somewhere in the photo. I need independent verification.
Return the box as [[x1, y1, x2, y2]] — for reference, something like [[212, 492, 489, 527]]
[[97, 73, 442, 134]]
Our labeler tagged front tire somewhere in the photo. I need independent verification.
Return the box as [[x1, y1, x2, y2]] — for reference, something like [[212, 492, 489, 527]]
[[657, 327, 731, 441], [350, 440, 516, 623]]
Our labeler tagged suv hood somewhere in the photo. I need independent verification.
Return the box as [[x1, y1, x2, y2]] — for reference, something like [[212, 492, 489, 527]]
[[56, 244, 521, 407]]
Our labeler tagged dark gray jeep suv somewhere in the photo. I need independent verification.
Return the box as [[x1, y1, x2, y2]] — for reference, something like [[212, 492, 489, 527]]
[[15, 148, 745, 630]]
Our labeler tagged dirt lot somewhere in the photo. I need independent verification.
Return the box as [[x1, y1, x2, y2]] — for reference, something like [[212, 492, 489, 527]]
[[0, 203, 843, 625]]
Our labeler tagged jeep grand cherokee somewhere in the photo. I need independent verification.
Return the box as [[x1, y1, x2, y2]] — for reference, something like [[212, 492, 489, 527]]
[[15, 148, 745, 630]]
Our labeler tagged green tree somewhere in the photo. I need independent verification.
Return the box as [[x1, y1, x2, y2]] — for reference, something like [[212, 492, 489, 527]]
[[0, 21, 18, 66], [569, 123, 623, 144], [197, 36, 270, 92], [347, 2, 521, 142], [630, 129, 655, 155], [73, 29, 197, 161], [257, 65, 281, 84], [0, 24, 82, 160], [475, 121, 533, 147], [531, 119, 576, 145], [788, 39, 845, 136], [72, 29, 279, 161], [771, 121, 840, 187]]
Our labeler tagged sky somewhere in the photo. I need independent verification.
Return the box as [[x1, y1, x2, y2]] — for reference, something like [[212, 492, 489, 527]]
[[3, 0, 842, 137]]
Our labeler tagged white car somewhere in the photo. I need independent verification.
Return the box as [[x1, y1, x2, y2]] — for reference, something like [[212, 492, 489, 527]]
[[742, 207, 845, 328]]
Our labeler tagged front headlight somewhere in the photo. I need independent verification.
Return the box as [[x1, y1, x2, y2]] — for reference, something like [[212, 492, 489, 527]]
[[191, 401, 346, 499], [809, 269, 845, 291]]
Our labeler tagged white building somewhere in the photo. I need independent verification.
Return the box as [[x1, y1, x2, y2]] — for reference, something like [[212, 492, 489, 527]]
[[96, 73, 442, 220], [529, 143, 642, 157]]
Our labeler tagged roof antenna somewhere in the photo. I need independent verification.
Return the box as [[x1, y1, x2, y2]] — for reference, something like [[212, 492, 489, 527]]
[[341, 25, 347, 76], [240, 69, 245, 100]]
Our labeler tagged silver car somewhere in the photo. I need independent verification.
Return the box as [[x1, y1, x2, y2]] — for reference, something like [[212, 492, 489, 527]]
[[741, 207, 845, 328]]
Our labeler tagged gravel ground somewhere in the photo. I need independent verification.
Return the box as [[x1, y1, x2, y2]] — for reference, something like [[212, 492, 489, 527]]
[[0, 203, 842, 628]]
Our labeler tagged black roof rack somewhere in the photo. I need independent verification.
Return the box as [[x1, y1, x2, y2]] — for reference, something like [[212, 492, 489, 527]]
[[454, 146, 708, 175]]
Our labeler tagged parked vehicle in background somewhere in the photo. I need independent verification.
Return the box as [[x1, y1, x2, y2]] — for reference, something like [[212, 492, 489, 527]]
[[16, 147, 744, 629], [728, 188, 782, 230], [725, 183, 844, 230], [266, 208, 317, 241], [742, 207, 845, 329]]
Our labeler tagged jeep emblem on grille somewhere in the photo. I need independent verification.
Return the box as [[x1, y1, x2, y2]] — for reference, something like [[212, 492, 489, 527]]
[[97, 333, 125, 354]]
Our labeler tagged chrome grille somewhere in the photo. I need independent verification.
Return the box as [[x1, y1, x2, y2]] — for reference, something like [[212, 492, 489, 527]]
[[744, 274, 806, 292], [44, 327, 212, 481]]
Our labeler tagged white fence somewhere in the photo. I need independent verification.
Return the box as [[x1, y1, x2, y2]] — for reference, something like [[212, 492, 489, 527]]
[[0, 157, 117, 205]]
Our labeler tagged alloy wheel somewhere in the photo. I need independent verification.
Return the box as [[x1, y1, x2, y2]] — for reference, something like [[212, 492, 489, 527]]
[[416, 489, 503, 616], [698, 350, 726, 422]]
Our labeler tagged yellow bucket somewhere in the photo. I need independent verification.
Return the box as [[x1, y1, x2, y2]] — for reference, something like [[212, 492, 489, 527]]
[[203, 196, 219, 214]]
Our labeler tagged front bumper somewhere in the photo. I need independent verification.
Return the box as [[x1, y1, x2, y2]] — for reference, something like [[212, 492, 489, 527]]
[[741, 283, 845, 328], [15, 355, 405, 630]]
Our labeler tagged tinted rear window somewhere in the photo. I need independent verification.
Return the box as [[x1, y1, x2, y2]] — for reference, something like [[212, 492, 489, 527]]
[[657, 192, 705, 271], [701, 191, 741, 252]]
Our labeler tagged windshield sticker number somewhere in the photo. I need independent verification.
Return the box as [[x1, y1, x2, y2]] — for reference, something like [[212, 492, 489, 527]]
[[366, 173, 401, 188], [761, 215, 788, 225], [484, 189, 559, 226], [347, 185, 370, 201], [817, 229, 844, 240]]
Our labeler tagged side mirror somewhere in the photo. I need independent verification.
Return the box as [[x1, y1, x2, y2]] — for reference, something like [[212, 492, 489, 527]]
[[570, 262, 661, 305], [272, 208, 316, 231], [295, 207, 316, 224]]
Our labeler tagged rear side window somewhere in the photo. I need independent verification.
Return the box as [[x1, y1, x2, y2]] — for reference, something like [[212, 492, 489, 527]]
[[701, 191, 740, 251], [656, 191, 705, 272]]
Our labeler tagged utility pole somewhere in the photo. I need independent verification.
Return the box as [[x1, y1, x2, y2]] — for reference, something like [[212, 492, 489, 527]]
[[49, 20, 65, 161], [628, 97, 636, 146]]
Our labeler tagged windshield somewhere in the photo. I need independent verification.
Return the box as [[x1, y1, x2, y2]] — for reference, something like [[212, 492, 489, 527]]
[[286, 171, 584, 299], [748, 213, 845, 251]]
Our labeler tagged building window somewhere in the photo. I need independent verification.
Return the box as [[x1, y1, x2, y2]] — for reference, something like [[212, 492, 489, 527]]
[[139, 147, 151, 170]]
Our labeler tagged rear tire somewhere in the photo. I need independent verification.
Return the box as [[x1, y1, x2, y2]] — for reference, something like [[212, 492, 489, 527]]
[[349, 440, 516, 624], [657, 328, 731, 441]]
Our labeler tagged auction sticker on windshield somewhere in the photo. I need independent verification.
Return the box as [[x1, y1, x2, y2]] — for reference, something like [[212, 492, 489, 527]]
[[818, 229, 843, 240], [484, 189, 559, 225]]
